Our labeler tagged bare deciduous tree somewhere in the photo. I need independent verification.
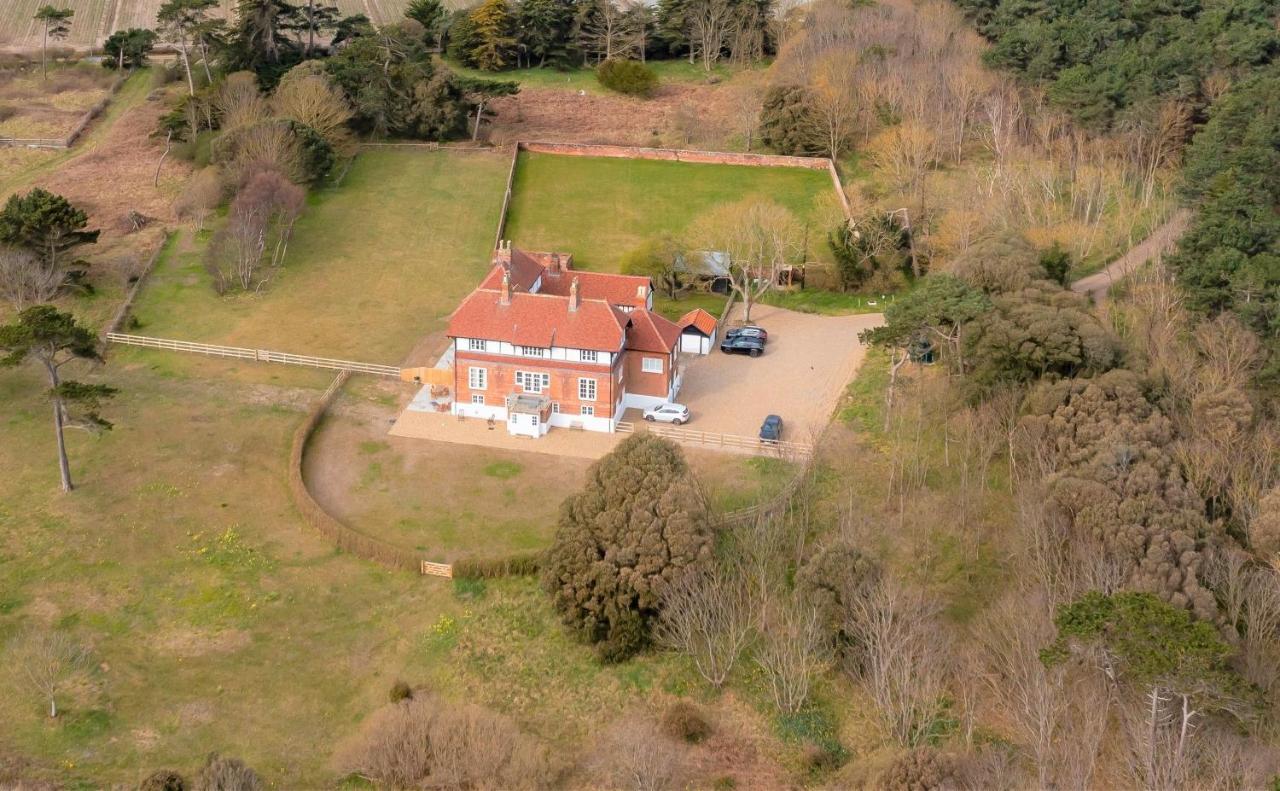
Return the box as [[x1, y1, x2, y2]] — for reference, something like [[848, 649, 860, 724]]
[[592, 716, 685, 791], [272, 69, 355, 154], [11, 629, 86, 718], [690, 199, 804, 323], [0, 245, 61, 310], [970, 592, 1109, 789], [755, 596, 827, 714], [205, 170, 304, 293], [685, 0, 733, 71], [844, 578, 950, 746], [654, 563, 754, 688], [174, 168, 224, 233]]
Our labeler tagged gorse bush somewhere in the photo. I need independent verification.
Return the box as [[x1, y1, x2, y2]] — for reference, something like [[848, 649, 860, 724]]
[[596, 59, 658, 97], [661, 700, 711, 743]]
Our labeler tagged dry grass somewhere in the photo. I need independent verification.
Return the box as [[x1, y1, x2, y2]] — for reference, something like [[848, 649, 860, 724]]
[[131, 148, 508, 366], [0, 63, 114, 140]]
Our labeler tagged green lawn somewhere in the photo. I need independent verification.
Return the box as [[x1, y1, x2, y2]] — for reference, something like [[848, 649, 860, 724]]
[[760, 287, 902, 316], [653, 290, 728, 322], [441, 56, 760, 95], [504, 152, 845, 271], [130, 148, 510, 364]]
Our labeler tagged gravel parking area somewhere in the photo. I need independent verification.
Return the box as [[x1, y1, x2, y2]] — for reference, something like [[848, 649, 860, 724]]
[[633, 304, 883, 442]]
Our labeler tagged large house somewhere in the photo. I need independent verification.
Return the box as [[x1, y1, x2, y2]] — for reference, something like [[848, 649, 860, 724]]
[[446, 242, 684, 437]]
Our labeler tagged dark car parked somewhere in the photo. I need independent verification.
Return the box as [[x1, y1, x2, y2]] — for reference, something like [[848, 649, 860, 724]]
[[759, 414, 784, 441], [720, 334, 766, 357], [725, 325, 769, 342]]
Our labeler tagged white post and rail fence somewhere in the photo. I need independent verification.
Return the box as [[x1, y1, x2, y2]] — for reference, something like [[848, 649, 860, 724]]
[[105, 332, 403, 377], [615, 420, 813, 458]]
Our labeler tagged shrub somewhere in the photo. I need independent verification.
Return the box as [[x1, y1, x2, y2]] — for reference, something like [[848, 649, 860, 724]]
[[138, 769, 186, 791], [596, 59, 658, 97], [339, 694, 555, 789], [452, 551, 542, 579], [592, 716, 685, 791], [542, 434, 714, 662], [192, 754, 262, 791], [795, 541, 880, 647], [389, 680, 413, 703], [661, 701, 711, 743], [879, 747, 963, 791]]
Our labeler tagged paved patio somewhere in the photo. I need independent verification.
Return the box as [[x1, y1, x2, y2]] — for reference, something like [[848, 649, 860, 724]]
[[389, 409, 623, 459]]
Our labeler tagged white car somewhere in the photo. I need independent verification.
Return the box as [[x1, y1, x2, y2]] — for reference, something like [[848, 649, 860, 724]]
[[643, 403, 690, 425]]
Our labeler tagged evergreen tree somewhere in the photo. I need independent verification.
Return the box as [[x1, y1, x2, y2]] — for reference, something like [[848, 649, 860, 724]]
[[0, 188, 100, 280], [543, 434, 715, 662], [103, 28, 158, 70], [0, 306, 116, 493], [33, 5, 74, 80], [468, 0, 517, 71], [515, 0, 577, 68], [405, 0, 446, 48]]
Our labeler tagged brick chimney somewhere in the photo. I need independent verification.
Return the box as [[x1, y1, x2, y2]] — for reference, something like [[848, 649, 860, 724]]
[[500, 270, 512, 306], [494, 239, 512, 268], [568, 276, 580, 312], [549, 253, 562, 275]]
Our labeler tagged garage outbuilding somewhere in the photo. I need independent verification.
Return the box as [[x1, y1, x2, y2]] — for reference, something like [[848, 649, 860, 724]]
[[678, 308, 719, 355]]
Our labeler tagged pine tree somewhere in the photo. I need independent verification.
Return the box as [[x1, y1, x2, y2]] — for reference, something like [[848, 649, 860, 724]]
[[467, 0, 516, 71]]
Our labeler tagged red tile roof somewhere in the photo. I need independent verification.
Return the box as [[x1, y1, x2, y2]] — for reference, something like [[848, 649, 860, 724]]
[[447, 289, 627, 352], [478, 248, 546, 293], [540, 269, 652, 308], [678, 308, 718, 336], [626, 310, 681, 354]]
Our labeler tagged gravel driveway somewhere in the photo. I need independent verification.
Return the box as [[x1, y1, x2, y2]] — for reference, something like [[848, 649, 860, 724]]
[[633, 304, 883, 442]]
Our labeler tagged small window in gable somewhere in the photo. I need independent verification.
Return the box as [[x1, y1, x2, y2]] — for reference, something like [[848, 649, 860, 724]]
[[642, 357, 663, 374]]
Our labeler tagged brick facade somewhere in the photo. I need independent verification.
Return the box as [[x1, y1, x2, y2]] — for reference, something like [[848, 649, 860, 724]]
[[454, 351, 626, 419]]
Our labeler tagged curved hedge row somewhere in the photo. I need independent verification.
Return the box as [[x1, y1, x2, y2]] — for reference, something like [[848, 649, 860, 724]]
[[289, 372, 423, 572]]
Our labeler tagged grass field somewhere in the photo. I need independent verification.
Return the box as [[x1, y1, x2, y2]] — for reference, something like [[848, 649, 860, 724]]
[[131, 148, 509, 364], [0, 358, 749, 785], [307, 403, 797, 561], [504, 152, 844, 271]]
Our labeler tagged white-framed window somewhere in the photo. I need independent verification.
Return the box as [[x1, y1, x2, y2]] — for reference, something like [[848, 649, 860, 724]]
[[551, 402, 560, 413], [520, 346, 546, 357], [578, 378, 597, 401], [581, 349, 598, 363], [471, 394, 485, 405], [468, 367, 487, 390], [642, 357, 663, 374], [515, 371, 550, 393], [467, 338, 486, 352], [581, 405, 595, 416]]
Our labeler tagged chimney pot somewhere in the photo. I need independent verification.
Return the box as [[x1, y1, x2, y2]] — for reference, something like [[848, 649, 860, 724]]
[[569, 277, 580, 312], [500, 271, 512, 305]]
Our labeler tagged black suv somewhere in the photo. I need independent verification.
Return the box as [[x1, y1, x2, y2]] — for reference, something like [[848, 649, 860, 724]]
[[720, 334, 766, 357]]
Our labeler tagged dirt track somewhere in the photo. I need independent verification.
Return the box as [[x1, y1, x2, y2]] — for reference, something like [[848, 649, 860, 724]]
[[1071, 209, 1193, 303]]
